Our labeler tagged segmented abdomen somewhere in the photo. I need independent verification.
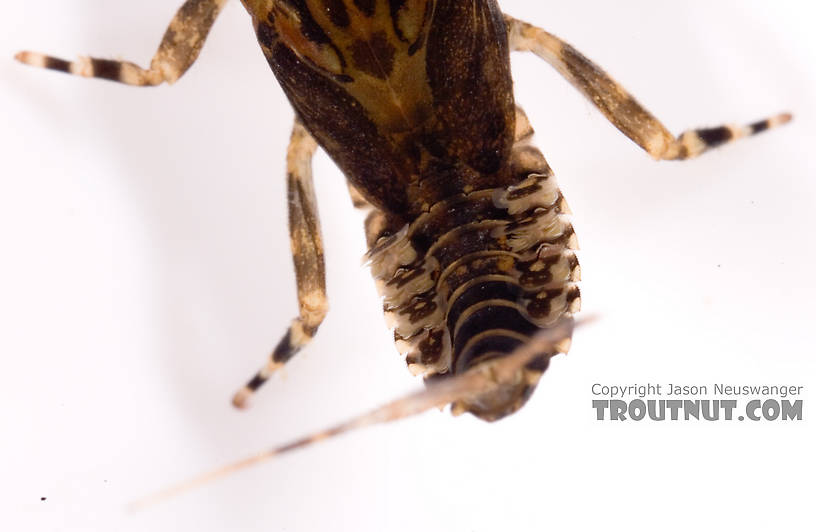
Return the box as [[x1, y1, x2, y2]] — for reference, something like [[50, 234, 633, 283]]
[[364, 107, 581, 417]]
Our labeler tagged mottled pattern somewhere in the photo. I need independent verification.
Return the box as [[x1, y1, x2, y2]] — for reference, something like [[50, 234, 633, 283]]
[[367, 106, 580, 420], [242, 2, 576, 418], [249, 0, 520, 219]]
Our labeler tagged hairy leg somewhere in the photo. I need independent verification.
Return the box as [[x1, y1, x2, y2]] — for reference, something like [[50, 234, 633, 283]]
[[504, 14, 791, 160], [232, 120, 329, 409]]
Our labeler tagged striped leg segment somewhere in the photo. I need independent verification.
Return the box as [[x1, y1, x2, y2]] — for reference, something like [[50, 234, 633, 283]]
[[15, 0, 227, 86], [232, 120, 328, 409], [504, 15, 792, 161]]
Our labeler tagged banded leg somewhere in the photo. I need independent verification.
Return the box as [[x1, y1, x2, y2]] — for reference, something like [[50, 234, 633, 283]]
[[504, 15, 792, 160], [15, 0, 227, 86], [232, 120, 328, 409]]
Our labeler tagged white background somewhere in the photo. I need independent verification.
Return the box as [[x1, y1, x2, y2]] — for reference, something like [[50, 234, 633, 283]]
[[1, 1, 814, 531]]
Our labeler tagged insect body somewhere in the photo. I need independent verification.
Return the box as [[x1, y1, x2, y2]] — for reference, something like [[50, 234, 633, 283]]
[[17, 1, 790, 430], [252, 0, 584, 420]]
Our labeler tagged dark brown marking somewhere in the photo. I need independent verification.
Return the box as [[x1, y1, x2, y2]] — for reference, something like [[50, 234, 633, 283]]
[[256, 21, 278, 48], [417, 328, 445, 365], [398, 295, 438, 323], [524, 288, 565, 320], [246, 373, 267, 392], [321, 0, 350, 28], [550, 224, 576, 247], [353, 0, 376, 16], [388, 265, 427, 290], [44, 56, 70, 73], [271, 329, 297, 363], [389, 0, 430, 51], [505, 208, 553, 234], [517, 255, 559, 287], [350, 31, 397, 80], [389, 0, 409, 41], [286, 0, 332, 45], [750, 120, 770, 135], [407, 36, 424, 56], [89, 58, 123, 81], [696, 126, 734, 148], [507, 183, 543, 201]]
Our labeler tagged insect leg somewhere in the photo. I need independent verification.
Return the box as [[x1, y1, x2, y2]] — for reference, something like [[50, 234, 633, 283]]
[[503, 15, 791, 160], [133, 317, 589, 509], [15, 0, 227, 86], [232, 120, 328, 409]]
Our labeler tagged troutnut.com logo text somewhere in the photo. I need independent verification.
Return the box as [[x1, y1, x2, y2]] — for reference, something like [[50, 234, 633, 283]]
[[591, 383, 804, 422]]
